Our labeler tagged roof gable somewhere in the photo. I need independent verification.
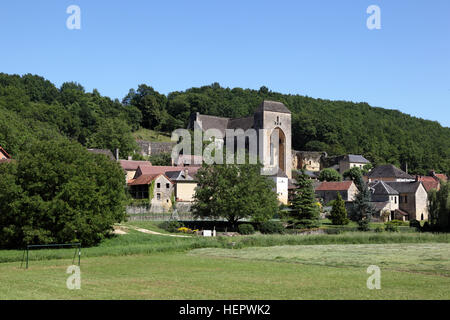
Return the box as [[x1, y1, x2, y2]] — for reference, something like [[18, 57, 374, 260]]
[[368, 164, 414, 180], [256, 100, 291, 114], [316, 181, 354, 191]]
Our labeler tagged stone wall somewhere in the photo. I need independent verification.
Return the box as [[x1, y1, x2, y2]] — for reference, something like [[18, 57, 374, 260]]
[[136, 140, 176, 157]]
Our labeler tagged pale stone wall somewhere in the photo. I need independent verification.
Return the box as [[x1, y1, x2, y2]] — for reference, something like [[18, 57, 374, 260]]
[[415, 184, 429, 221], [258, 111, 292, 179], [175, 182, 197, 202], [271, 176, 288, 204], [151, 175, 174, 212]]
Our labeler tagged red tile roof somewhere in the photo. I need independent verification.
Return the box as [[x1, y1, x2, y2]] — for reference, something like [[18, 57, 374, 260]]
[[128, 173, 173, 186], [316, 181, 354, 191], [119, 160, 152, 171], [417, 176, 440, 192], [434, 174, 448, 182], [137, 165, 200, 177]]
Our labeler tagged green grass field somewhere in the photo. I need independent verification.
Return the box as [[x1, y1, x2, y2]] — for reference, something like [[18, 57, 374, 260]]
[[0, 228, 449, 299], [132, 128, 173, 142]]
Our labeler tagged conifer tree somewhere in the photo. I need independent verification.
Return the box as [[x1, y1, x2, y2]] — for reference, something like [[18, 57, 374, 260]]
[[288, 170, 320, 229], [350, 175, 375, 231], [330, 192, 349, 225]]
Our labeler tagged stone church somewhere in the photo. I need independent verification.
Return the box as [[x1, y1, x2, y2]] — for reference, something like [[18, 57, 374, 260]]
[[188, 100, 292, 203]]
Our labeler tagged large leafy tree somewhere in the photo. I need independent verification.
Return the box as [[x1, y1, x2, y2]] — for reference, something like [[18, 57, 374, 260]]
[[318, 168, 342, 182], [87, 118, 138, 158], [0, 138, 128, 248], [192, 163, 278, 227], [287, 170, 320, 229], [428, 182, 450, 230]]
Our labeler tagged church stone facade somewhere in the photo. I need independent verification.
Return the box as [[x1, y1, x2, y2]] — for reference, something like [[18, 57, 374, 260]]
[[188, 100, 292, 203]]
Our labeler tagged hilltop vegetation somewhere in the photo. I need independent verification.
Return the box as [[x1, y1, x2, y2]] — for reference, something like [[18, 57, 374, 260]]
[[1, 73, 449, 175]]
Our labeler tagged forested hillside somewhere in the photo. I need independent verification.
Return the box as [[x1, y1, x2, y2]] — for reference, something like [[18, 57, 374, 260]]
[[1, 74, 449, 175]]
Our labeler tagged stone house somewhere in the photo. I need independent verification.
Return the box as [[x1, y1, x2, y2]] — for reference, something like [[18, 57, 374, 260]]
[[367, 164, 415, 182], [368, 180, 405, 221], [128, 173, 174, 212], [386, 181, 429, 221], [338, 154, 370, 173], [292, 151, 325, 172], [268, 168, 289, 204], [166, 169, 198, 202], [315, 181, 358, 204]]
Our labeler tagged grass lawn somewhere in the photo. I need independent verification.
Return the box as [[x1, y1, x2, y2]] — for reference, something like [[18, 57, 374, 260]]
[[0, 243, 449, 299], [0, 228, 449, 300]]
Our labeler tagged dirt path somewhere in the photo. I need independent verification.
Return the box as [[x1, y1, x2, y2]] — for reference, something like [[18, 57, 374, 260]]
[[126, 225, 191, 238]]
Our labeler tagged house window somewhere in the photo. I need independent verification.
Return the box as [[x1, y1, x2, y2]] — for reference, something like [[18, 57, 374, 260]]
[[166, 183, 170, 189], [404, 195, 408, 203], [157, 183, 161, 188], [421, 214, 424, 221], [157, 193, 161, 200], [394, 197, 397, 204]]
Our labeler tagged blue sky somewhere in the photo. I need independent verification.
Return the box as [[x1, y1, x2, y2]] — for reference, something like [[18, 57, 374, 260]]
[[0, 0, 449, 127]]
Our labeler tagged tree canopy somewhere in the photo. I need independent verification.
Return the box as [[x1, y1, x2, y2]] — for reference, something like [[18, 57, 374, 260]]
[[0, 139, 128, 248], [1, 73, 449, 176], [192, 163, 279, 226]]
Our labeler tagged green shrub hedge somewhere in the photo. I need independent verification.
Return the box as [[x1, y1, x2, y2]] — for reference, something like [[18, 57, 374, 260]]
[[238, 224, 255, 235]]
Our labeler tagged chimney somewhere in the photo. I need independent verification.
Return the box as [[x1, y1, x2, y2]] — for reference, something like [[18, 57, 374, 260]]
[[115, 149, 119, 161], [128, 156, 132, 161], [405, 162, 408, 174], [415, 175, 419, 182]]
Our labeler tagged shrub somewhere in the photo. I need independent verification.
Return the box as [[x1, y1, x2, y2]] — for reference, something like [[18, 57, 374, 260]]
[[374, 226, 384, 233], [409, 219, 421, 229], [385, 222, 399, 232], [389, 219, 409, 226], [159, 221, 184, 233], [238, 224, 255, 235], [258, 221, 285, 234]]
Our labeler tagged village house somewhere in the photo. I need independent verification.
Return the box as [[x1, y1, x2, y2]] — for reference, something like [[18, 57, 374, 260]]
[[338, 154, 370, 173], [269, 168, 289, 204], [417, 170, 448, 192], [127, 165, 201, 212], [385, 180, 429, 221], [368, 180, 406, 221], [367, 164, 415, 182], [128, 173, 174, 212], [315, 181, 358, 204]]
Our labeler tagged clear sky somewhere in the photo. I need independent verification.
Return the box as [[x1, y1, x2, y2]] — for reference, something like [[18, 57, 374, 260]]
[[0, 0, 449, 127]]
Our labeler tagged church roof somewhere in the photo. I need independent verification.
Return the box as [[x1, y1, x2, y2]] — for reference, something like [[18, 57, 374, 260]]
[[256, 100, 291, 114]]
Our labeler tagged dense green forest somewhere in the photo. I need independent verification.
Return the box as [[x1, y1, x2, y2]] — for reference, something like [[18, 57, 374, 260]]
[[1, 73, 449, 175]]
